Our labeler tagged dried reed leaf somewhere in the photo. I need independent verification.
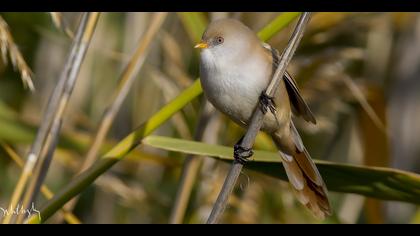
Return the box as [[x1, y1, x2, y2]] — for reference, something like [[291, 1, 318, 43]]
[[0, 15, 35, 91]]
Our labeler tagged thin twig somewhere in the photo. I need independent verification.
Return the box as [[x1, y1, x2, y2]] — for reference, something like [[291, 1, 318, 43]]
[[206, 12, 312, 224], [7, 12, 100, 224], [60, 12, 167, 215]]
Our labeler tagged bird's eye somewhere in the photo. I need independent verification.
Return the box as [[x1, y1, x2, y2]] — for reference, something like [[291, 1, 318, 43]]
[[216, 36, 224, 44]]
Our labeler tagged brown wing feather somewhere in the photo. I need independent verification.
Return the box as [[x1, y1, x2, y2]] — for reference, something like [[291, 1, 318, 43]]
[[263, 43, 317, 124], [283, 71, 317, 124]]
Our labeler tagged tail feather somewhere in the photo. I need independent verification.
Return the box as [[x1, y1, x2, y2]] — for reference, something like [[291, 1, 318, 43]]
[[272, 131, 332, 219], [281, 153, 305, 190], [280, 150, 332, 219], [290, 122, 323, 186]]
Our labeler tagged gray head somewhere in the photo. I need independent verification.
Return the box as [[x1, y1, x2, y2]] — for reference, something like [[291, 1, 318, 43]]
[[195, 19, 261, 61]]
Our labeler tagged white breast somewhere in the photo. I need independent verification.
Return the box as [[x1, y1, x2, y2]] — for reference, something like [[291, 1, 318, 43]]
[[199, 49, 271, 126]]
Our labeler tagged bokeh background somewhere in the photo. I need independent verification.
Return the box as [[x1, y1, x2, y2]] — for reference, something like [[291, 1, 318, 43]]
[[0, 12, 419, 224]]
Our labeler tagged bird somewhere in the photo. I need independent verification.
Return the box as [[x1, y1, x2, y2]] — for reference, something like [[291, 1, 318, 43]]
[[195, 18, 332, 219]]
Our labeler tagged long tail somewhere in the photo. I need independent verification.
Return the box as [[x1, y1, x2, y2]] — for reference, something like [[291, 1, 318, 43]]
[[271, 129, 332, 219]]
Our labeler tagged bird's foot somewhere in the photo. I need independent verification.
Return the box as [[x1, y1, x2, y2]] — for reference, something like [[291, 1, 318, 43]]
[[234, 137, 254, 165], [259, 90, 276, 115]]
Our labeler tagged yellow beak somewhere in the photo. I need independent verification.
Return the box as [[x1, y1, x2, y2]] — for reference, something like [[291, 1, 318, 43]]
[[194, 42, 208, 49]]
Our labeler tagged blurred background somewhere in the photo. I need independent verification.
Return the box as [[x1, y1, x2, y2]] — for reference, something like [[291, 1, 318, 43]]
[[0, 12, 419, 224]]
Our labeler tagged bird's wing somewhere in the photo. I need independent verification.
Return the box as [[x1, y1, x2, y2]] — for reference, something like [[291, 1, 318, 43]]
[[262, 43, 317, 124]]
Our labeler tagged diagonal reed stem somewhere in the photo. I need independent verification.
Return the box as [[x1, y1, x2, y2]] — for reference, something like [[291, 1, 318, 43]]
[[61, 12, 167, 216], [7, 12, 100, 224], [80, 12, 167, 173], [206, 12, 312, 224], [18, 13, 100, 224]]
